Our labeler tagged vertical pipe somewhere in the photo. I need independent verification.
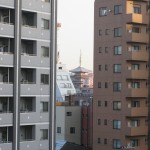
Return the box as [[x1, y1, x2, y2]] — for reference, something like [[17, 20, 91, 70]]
[[49, 0, 57, 149], [148, 1, 150, 150], [13, 0, 21, 150]]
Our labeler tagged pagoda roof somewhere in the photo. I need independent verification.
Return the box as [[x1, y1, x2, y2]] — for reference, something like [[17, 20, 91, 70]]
[[70, 66, 91, 73]]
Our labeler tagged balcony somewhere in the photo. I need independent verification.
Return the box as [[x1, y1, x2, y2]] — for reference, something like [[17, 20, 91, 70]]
[[0, 127, 13, 144], [126, 70, 148, 79], [20, 126, 35, 142], [0, 1, 14, 8], [22, 0, 50, 13], [127, 126, 148, 136], [20, 112, 38, 124], [126, 88, 148, 98], [21, 39, 36, 56], [0, 97, 13, 113], [126, 50, 148, 61], [21, 68, 36, 84], [126, 32, 149, 44], [126, 13, 148, 25], [0, 67, 13, 84], [20, 97, 35, 113], [0, 8, 14, 37], [127, 107, 148, 117], [0, 7, 14, 25]]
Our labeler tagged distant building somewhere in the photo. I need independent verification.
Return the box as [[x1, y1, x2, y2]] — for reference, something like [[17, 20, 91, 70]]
[[56, 94, 93, 149], [56, 105, 81, 145], [70, 66, 93, 94], [56, 63, 76, 102]]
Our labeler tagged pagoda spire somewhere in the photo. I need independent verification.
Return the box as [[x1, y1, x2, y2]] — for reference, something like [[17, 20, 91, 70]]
[[79, 49, 82, 67]]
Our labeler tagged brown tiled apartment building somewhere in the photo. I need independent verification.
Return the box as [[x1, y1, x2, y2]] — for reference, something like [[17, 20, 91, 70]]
[[93, 0, 149, 150]]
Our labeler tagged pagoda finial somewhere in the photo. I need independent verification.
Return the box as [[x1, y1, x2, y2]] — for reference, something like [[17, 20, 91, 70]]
[[80, 49, 82, 67]]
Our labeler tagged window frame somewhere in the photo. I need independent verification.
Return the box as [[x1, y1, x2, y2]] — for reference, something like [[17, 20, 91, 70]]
[[114, 46, 122, 55], [113, 139, 121, 149], [114, 27, 122, 37], [99, 7, 107, 16], [113, 101, 121, 110], [70, 127, 75, 134], [113, 120, 121, 129], [113, 82, 122, 92], [114, 64, 121, 73], [114, 5, 122, 15]]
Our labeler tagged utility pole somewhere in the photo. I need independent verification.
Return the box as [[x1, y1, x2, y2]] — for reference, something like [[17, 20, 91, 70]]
[[49, 0, 57, 149]]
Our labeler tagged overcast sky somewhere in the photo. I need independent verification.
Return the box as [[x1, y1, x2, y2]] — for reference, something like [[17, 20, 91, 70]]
[[58, 0, 94, 71]]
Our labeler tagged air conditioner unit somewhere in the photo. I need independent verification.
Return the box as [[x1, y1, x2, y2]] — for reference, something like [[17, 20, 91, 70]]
[[128, 30, 132, 33], [128, 66, 131, 70], [128, 47, 132, 51], [128, 83, 131, 88]]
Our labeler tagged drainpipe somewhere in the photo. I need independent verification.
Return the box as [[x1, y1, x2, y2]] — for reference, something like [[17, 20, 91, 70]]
[[49, 0, 57, 149], [13, 0, 21, 150]]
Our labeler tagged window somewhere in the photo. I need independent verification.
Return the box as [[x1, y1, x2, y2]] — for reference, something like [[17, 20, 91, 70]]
[[105, 65, 108, 71], [66, 112, 72, 116], [113, 82, 122, 92], [41, 19, 49, 29], [104, 119, 107, 125], [99, 7, 107, 16], [105, 82, 108, 88], [130, 139, 139, 147], [57, 127, 61, 133], [131, 100, 140, 107], [98, 82, 101, 88], [99, 47, 102, 53], [70, 127, 75, 134], [132, 27, 141, 33], [113, 120, 121, 129], [132, 45, 140, 51], [105, 29, 109, 35], [130, 120, 139, 127], [41, 74, 49, 84], [99, 30, 102, 36], [133, 5, 141, 14], [104, 101, 107, 107], [132, 64, 140, 70], [40, 102, 48, 112], [113, 139, 121, 149], [57, 75, 62, 80], [41, 46, 49, 57], [131, 82, 140, 88], [99, 65, 101, 71], [114, 5, 122, 15], [105, 47, 108, 53], [113, 101, 121, 110], [98, 100, 101, 107], [114, 64, 121, 73], [40, 129, 48, 140], [104, 139, 107, 144], [98, 119, 101, 125], [114, 27, 122, 37], [114, 46, 122, 55], [97, 138, 101, 144], [62, 75, 69, 80]]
